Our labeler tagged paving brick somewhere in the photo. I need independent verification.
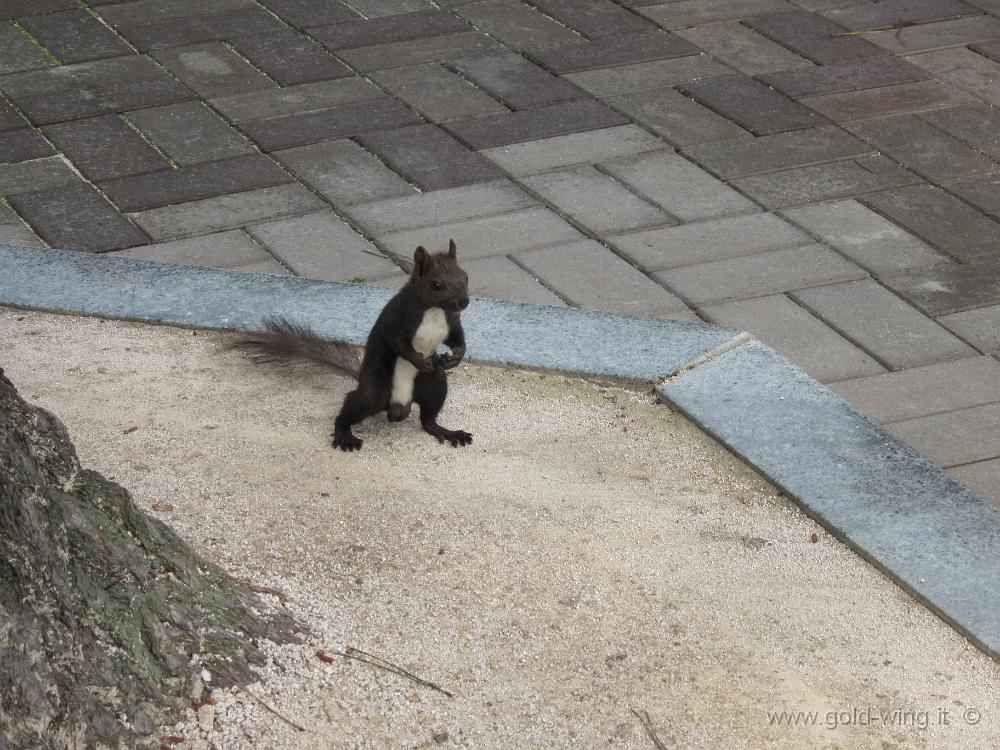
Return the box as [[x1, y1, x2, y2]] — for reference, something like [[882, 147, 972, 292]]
[[822, 0, 982, 30], [638, 0, 794, 28], [791, 279, 976, 369], [801, 80, 975, 122], [443, 99, 627, 149], [830, 356, 1000, 422], [112, 8, 288, 52], [152, 43, 274, 99], [377, 207, 583, 260], [100, 154, 292, 212], [257, 0, 359, 27], [8, 181, 147, 252], [971, 38, 1000, 62], [347, 0, 434, 17], [19, 9, 132, 64], [530, 31, 700, 74], [0, 99, 25, 132], [888, 402, 1000, 466], [112, 229, 288, 274], [600, 151, 757, 222], [43, 114, 169, 181], [370, 65, 507, 121], [865, 15, 1000, 54], [862, 184, 1000, 262], [273, 139, 416, 206], [780, 199, 947, 275], [846, 115, 998, 182], [463, 255, 566, 306], [883, 259, 1000, 316], [447, 54, 587, 110], [700, 294, 887, 382], [0, 24, 56, 75], [730, 156, 919, 209], [125, 102, 254, 166], [247, 211, 400, 281], [654, 243, 866, 304], [674, 21, 814, 76], [229, 33, 353, 87], [310, 10, 469, 50], [939, 304, 1000, 352], [0, 0, 76, 20], [684, 126, 871, 179], [238, 97, 423, 152], [480, 125, 667, 176], [0, 157, 79, 196], [520, 165, 673, 235], [0, 128, 53, 163], [609, 212, 810, 271], [524, 0, 653, 38], [949, 458, 1000, 508], [356, 124, 504, 191], [515, 239, 690, 317], [677, 75, 828, 137], [759, 57, 930, 99], [336, 31, 507, 72], [745, 10, 891, 64], [453, 1, 580, 54], [127, 183, 325, 240], [943, 174, 1000, 214], [919, 105, 1000, 159], [906, 47, 1000, 105], [605, 87, 752, 148], [209, 79, 383, 123], [342, 180, 536, 234], [563, 56, 732, 98], [0, 202, 42, 246], [95, 0, 256, 26]]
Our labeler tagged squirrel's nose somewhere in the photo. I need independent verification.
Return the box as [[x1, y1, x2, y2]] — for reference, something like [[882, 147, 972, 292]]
[[458, 297, 470, 310]]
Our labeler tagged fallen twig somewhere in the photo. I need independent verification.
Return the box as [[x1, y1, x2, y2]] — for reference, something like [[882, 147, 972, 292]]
[[245, 582, 293, 603], [631, 708, 668, 750], [222, 669, 306, 732], [832, 16, 960, 36], [336, 646, 454, 697]]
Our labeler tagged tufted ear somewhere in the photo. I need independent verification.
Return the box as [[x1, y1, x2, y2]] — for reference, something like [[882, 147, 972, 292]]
[[413, 245, 434, 275], [447, 238, 457, 258]]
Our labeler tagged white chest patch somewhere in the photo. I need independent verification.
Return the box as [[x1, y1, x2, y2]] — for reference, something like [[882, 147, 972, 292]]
[[391, 307, 449, 406]]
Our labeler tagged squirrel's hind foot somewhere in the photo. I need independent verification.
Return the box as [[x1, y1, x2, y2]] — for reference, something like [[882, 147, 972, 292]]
[[332, 430, 363, 452], [423, 422, 473, 448]]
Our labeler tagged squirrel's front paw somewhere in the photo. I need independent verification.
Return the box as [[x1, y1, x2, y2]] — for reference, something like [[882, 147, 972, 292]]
[[331, 430, 363, 452], [441, 345, 465, 370]]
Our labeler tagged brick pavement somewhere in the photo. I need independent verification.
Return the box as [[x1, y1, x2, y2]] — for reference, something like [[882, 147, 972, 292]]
[[1, 0, 999, 505]]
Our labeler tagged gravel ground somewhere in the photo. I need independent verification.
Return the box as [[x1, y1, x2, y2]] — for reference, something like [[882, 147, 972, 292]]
[[2, 306, 998, 750]]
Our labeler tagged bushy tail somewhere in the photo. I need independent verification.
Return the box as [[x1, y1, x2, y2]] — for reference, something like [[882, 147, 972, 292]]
[[231, 317, 361, 379]]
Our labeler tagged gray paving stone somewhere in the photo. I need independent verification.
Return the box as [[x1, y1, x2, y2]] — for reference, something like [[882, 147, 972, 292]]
[[941, 174, 1000, 213], [745, 10, 891, 64], [939, 304, 1000, 352], [0, 157, 79, 196], [700, 294, 886, 383], [447, 54, 587, 110], [802, 81, 976, 122], [638, 0, 794, 28], [970, 38, 1000, 61], [111, 229, 288, 274], [883, 260, 1000, 316], [605, 87, 752, 148], [111, 8, 287, 52], [685, 126, 873, 179], [480, 125, 668, 176], [0, 99, 25, 132], [759, 57, 931, 99], [0, 202, 42, 246], [563, 56, 732, 98], [462, 255, 566, 306], [888, 402, 1000, 466], [822, 0, 982, 30], [229, 33, 353, 87], [257, 0, 358, 26], [0, 24, 56, 75], [610, 212, 811, 272], [356, 124, 504, 191], [309, 9, 469, 50], [678, 75, 829, 136], [454, 1, 580, 54], [865, 15, 1000, 54], [830, 356, 1000, 423], [247, 211, 400, 281], [919, 105, 1000, 160], [526, 0, 653, 38], [520, 165, 673, 235], [654, 244, 866, 304], [348, 0, 436, 17], [43, 114, 169, 181], [125, 102, 254, 166], [949, 459, 1000, 508], [780, 199, 947, 275], [127, 183, 325, 240], [342, 180, 535, 234], [792, 279, 977, 369], [0, 128, 53, 163], [600, 151, 758, 222], [731, 156, 920, 209], [152, 43, 274, 99], [1, 0, 76, 20], [273, 139, 415, 206], [19, 8, 132, 64], [443, 99, 627, 149], [514, 239, 691, 317], [530, 31, 700, 74], [906, 47, 1000, 105], [336, 31, 507, 72], [369, 65, 507, 121], [95, 0, 257, 27], [862, 184, 1000, 262], [377, 207, 583, 261], [209, 79, 383, 123], [674, 21, 814, 76]]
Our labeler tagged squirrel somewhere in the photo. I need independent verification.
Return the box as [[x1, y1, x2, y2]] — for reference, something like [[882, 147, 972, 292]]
[[234, 240, 473, 452]]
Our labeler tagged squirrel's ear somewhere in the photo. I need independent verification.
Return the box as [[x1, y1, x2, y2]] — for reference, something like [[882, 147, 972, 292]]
[[413, 246, 431, 275], [447, 238, 457, 258]]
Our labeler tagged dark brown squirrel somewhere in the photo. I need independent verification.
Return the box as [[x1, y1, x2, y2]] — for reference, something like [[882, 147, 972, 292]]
[[235, 240, 472, 452]]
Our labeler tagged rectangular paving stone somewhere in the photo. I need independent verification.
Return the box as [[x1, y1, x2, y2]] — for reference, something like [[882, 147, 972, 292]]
[[454, 1, 580, 55], [127, 183, 324, 240], [759, 57, 931, 99], [888, 402, 1000, 466], [792, 279, 977, 369], [257, 0, 359, 27], [677, 75, 829, 136], [95, 0, 256, 26], [19, 9, 132, 64], [112, 8, 287, 52], [274, 139, 415, 206], [520, 165, 673, 236], [883, 259, 1000, 316], [638, 0, 794, 28], [125, 102, 254, 166], [675, 21, 814, 76], [944, 173, 1000, 213], [0, 157, 80, 196], [862, 184, 1000, 262], [348, 0, 440, 17], [865, 15, 1000, 54], [209, 78, 383, 123], [600, 151, 757, 222], [610, 212, 811, 272], [745, 10, 890, 64], [238, 97, 422, 152], [781, 199, 947, 275], [605, 87, 752, 148], [563, 56, 732, 98], [0, 99, 25, 132], [830, 356, 1000, 423], [99, 154, 292, 212], [310, 9, 469, 50], [357, 123, 504, 191], [8, 181, 147, 252], [0, 0, 76, 20], [939, 304, 1000, 353], [152, 42, 274, 99], [525, 0, 653, 38], [443, 99, 626, 149], [0, 202, 42, 246], [822, 0, 982, 30], [336, 31, 507, 72], [919, 105, 1000, 160], [462, 255, 566, 306], [684, 126, 871, 179], [949, 459, 1000, 508], [906, 47, 1000, 105], [731, 156, 920, 209], [229, 32, 353, 87], [514, 239, 690, 317], [43, 114, 169, 181], [530, 31, 700, 74], [0, 128, 53, 163], [370, 65, 507, 122], [447, 54, 587, 110], [0, 24, 56, 75], [700, 294, 887, 383], [480, 125, 668, 176], [970, 38, 1000, 62], [654, 243, 866, 304], [802, 80, 975, 122], [111, 229, 288, 275]]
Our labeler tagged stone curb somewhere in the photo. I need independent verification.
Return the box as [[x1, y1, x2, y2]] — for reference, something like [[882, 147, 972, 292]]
[[2, 243, 998, 661]]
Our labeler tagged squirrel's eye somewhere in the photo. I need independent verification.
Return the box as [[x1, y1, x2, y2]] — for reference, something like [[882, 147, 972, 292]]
[[431, 281, 442, 290]]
